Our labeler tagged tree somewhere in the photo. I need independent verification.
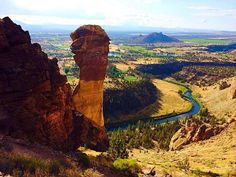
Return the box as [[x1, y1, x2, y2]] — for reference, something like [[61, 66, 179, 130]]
[[64, 67, 70, 75], [109, 131, 128, 159], [200, 107, 209, 117]]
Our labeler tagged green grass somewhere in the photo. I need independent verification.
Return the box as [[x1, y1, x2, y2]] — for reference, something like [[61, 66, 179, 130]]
[[123, 75, 138, 82], [121, 45, 156, 56], [57, 44, 70, 49], [179, 38, 232, 45], [0, 155, 63, 176], [113, 158, 140, 174], [165, 79, 188, 93]]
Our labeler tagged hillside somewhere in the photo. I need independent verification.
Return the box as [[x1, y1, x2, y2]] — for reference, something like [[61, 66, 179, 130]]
[[192, 76, 236, 120], [130, 120, 236, 176], [130, 32, 181, 44]]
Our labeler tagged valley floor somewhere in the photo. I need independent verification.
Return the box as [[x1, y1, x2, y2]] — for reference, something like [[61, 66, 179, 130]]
[[132, 78, 192, 118], [150, 79, 191, 117]]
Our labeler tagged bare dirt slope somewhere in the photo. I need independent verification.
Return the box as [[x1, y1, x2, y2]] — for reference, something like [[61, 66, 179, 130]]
[[151, 79, 191, 117], [192, 76, 236, 120], [130, 121, 236, 176]]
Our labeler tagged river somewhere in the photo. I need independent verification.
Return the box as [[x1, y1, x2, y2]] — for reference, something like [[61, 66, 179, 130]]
[[106, 90, 200, 131]]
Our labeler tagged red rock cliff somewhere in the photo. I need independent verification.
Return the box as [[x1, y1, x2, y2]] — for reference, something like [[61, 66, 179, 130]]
[[0, 17, 74, 150], [0, 17, 108, 151], [71, 25, 109, 129]]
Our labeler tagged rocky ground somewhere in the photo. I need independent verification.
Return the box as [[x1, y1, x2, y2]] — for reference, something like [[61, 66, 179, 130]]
[[130, 120, 236, 177]]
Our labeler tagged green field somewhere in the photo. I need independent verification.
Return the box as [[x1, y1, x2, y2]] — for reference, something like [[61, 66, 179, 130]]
[[57, 44, 70, 49], [179, 38, 232, 45], [121, 45, 156, 56], [124, 75, 138, 81]]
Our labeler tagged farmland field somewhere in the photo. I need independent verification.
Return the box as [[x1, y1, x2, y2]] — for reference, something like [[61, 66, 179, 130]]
[[179, 38, 232, 45]]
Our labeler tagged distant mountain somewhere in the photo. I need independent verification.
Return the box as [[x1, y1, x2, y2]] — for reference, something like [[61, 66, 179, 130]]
[[129, 32, 181, 44], [144, 32, 180, 43]]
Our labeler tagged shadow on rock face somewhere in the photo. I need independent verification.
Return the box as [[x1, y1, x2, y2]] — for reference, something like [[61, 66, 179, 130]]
[[0, 17, 109, 152]]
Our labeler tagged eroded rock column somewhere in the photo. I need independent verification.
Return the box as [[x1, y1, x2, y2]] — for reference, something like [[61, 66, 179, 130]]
[[70, 25, 110, 128]]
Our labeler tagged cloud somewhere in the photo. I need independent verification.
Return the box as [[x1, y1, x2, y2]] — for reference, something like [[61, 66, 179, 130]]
[[188, 6, 217, 11], [1, 0, 235, 31], [188, 5, 236, 18], [1, 0, 170, 27]]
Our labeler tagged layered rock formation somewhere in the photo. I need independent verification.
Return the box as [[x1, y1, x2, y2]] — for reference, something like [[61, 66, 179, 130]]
[[0, 17, 108, 151], [70, 25, 110, 128], [169, 118, 228, 150], [0, 17, 73, 149]]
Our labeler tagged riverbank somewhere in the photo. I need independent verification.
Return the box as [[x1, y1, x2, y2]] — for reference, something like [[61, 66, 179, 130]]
[[106, 79, 201, 131], [105, 79, 191, 126]]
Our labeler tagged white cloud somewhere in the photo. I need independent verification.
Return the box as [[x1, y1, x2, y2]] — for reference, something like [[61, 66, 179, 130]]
[[188, 6, 217, 11], [188, 5, 236, 18], [0, 14, 124, 26], [1, 0, 235, 31], [4, 0, 171, 27]]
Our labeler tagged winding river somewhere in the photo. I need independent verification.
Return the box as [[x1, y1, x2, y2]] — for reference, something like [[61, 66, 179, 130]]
[[106, 89, 200, 131]]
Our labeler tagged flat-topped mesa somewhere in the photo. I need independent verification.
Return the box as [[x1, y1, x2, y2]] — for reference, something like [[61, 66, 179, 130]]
[[70, 25, 110, 128]]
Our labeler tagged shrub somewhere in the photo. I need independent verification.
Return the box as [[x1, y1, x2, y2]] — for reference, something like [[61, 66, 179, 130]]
[[77, 153, 90, 167], [199, 107, 209, 117], [64, 67, 70, 75], [0, 155, 64, 176], [113, 159, 140, 175], [177, 158, 190, 173], [0, 155, 46, 175]]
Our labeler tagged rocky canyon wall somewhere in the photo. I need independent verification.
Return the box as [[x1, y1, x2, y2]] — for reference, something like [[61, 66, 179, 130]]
[[0, 17, 108, 151], [70, 25, 110, 128]]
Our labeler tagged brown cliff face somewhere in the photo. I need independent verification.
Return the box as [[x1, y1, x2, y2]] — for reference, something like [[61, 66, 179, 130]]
[[70, 25, 110, 128], [0, 17, 108, 151], [0, 17, 74, 150]]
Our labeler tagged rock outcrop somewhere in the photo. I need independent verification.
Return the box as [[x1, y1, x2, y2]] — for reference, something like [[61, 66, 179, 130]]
[[0, 17, 73, 150], [0, 17, 108, 151], [169, 118, 228, 150], [70, 25, 109, 129]]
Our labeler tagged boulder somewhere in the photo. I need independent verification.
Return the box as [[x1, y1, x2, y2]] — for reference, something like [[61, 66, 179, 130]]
[[169, 118, 225, 150]]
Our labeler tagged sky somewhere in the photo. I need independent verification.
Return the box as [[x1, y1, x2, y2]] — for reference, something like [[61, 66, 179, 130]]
[[0, 0, 236, 31]]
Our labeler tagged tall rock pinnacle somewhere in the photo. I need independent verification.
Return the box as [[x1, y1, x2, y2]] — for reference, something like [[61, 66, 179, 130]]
[[0, 17, 109, 151], [70, 25, 110, 128]]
